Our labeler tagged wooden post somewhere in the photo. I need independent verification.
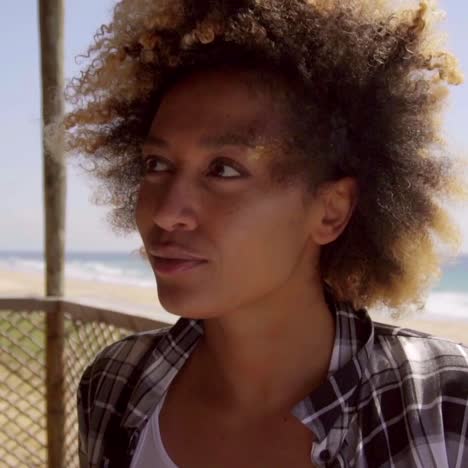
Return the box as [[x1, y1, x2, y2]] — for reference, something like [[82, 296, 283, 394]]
[[38, 0, 66, 467]]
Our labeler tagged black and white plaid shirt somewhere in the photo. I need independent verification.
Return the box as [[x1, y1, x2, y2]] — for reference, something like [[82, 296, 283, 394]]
[[77, 286, 468, 467]]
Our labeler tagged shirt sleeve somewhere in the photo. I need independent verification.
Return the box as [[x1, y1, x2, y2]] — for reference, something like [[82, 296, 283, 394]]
[[443, 370, 468, 467], [423, 339, 468, 468], [77, 364, 93, 468]]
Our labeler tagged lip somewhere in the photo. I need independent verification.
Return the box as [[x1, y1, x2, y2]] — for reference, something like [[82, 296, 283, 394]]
[[151, 256, 208, 275], [148, 244, 207, 261]]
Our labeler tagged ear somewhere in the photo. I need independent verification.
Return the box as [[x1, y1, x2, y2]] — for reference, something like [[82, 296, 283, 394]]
[[310, 177, 359, 246]]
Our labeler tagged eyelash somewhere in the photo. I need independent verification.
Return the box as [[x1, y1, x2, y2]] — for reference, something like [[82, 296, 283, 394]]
[[142, 156, 246, 179]]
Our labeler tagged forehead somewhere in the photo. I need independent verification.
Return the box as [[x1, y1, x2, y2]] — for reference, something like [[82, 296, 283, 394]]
[[146, 68, 290, 146]]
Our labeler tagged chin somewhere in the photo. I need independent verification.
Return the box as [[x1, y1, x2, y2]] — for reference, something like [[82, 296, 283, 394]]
[[157, 290, 222, 320], [163, 307, 223, 321]]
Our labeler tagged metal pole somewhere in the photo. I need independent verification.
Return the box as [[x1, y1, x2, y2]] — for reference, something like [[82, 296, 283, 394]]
[[38, 0, 66, 466]]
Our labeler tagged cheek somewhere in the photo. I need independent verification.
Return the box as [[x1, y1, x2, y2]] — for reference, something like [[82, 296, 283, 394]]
[[208, 202, 308, 312], [217, 192, 308, 274]]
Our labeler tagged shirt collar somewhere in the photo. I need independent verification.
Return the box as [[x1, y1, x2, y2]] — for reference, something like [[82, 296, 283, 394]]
[[291, 285, 374, 442], [121, 283, 374, 446]]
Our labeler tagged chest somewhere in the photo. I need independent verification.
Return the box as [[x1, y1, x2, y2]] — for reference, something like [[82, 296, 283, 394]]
[[159, 392, 317, 468]]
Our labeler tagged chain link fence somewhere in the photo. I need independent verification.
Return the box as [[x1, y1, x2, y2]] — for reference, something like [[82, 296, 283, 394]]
[[0, 310, 46, 467], [0, 298, 166, 468]]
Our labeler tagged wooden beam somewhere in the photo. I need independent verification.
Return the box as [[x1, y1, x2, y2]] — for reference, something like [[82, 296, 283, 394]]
[[0, 296, 172, 330], [38, 0, 65, 466], [61, 299, 173, 331]]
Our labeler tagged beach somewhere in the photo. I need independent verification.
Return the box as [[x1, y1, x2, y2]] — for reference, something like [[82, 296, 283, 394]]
[[0, 267, 171, 321], [1, 266, 467, 344]]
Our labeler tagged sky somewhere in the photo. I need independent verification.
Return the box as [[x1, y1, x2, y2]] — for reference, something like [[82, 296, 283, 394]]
[[1, 0, 468, 253]]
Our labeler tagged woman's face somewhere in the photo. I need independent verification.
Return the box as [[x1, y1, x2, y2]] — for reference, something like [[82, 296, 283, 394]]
[[136, 67, 321, 319]]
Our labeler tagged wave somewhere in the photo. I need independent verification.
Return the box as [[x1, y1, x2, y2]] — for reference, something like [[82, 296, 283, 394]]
[[369, 291, 468, 323], [420, 292, 468, 321], [0, 255, 155, 288], [1, 253, 467, 321]]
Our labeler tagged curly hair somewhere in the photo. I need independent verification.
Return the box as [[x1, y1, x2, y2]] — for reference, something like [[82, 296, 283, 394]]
[[60, 0, 468, 314]]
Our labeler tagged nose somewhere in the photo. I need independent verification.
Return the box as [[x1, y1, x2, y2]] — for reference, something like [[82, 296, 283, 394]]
[[150, 176, 199, 232]]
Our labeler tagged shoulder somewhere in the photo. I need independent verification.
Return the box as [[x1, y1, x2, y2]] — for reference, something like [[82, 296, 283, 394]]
[[373, 320, 468, 367], [370, 320, 468, 419], [84, 325, 173, 373], [372, 320, 468, 379], [76, 316, 203, 464], [343, 317, 468, 466], [77, 315, 203, 414], [78, 323, 173, 399], [76, 324, 175, 465]]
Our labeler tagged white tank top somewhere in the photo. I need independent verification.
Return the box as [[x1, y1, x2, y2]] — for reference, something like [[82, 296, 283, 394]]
[[130, 391, 179, 468]]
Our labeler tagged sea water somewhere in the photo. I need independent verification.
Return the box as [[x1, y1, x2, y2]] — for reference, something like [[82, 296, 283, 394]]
[[0, 250, 466, 321]]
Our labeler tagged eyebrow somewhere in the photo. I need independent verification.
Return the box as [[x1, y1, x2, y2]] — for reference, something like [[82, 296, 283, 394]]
[[143, 129, 262, 151]]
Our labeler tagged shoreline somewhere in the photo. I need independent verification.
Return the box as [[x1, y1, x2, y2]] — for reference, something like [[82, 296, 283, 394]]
[[0, 267, 169, 321], [1, 267, 467, 344]]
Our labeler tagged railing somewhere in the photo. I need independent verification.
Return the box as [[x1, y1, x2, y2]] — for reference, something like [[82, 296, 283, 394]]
[[0, 297, 170, 468]]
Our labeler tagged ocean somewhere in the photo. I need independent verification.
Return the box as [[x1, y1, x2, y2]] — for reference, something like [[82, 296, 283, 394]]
[[0, 250, 156, 288], [0, 250, 466, 321]]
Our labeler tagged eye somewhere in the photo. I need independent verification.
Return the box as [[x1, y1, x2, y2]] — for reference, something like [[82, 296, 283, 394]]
[[142, 156, 170, 174], [209, 159, 243, 179], [142, 156, 245, 179]]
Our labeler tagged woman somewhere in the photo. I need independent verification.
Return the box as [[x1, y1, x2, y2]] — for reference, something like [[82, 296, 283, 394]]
[[65, 0, 468, 466]]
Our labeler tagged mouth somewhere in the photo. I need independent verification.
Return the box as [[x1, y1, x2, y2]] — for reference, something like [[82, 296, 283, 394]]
[[151, 256, 208, 275]]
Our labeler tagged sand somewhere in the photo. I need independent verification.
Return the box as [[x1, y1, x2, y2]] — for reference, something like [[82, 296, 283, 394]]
[[0, 267, 169, 320], [1, 267, 467, 344]]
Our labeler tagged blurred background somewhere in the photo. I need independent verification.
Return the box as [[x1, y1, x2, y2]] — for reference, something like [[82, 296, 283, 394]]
[[1, 0, 467, 337]]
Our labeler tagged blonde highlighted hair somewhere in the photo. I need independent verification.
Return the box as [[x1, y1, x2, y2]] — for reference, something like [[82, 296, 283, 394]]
[[60, 0, 468, 315]]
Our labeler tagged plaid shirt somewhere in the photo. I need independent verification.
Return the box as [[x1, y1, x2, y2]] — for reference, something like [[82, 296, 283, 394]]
[[77, 286, 468, 467]]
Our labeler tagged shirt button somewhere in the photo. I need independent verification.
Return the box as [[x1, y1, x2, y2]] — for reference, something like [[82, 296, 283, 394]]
[[320, 449, 331, 462]]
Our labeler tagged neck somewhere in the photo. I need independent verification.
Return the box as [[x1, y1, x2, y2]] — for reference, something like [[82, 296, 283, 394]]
[[194, 274, 335, 416]]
